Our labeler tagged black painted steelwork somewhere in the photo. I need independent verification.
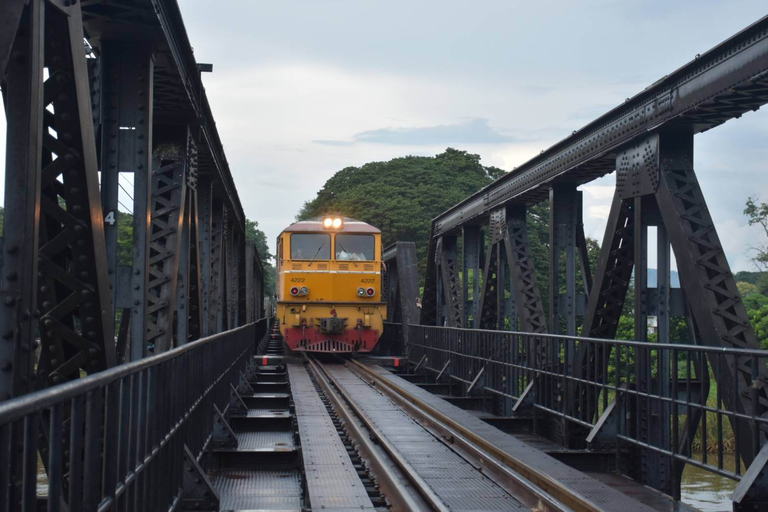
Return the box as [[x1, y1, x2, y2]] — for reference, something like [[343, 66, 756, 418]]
[[382, 242, 420, 354], [416, 15, 768, 503], [1, 0, 267, 401], [0, 319, 267, 512], [404, 324, 767, 496]]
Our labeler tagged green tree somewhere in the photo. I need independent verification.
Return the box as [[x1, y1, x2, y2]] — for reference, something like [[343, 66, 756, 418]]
[[737, 281, 759, 298], [745, 196, 768, 270], [245, 219, 275, 297], [298, 148, 505, 273]]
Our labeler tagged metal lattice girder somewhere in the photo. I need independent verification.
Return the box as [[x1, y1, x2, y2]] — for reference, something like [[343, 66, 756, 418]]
[[35, 0, 116, 387], [437, 235, 464, 328], [146, 140, 188, 353], [419, 221, 439, 326], [654, 130, 768, 468], [503, 205, 548, 334], [577, 192, 635, 424], [0, 0, 44, 399]]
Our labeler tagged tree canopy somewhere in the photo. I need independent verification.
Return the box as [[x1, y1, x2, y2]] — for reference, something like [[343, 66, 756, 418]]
[[246, 219, 275, 297], [297, 148, 505, 270]]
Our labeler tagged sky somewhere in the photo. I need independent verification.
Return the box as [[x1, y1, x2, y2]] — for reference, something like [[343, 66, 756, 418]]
[[1, 0, 767, 271]]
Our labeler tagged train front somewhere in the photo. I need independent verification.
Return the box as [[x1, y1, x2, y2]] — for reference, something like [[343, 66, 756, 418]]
[[275, 216, 386, 353]]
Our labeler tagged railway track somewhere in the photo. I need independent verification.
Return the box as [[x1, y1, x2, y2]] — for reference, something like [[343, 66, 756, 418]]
[[306, 357, 594, 512]]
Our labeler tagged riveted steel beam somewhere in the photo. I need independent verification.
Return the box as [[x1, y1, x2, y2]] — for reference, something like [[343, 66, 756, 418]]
[[0, 0, 44, 400], [433, 16, 768, 237], [34, 0, 116, 386], [503, 205, 548, 334]]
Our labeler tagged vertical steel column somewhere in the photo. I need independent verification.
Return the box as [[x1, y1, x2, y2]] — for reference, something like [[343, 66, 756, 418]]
[[197, 180, 212, 336], [550, 184, 578, 336], [209, 204, 225, 334], [186, 184, 203, 340], [236, 229, 246, 327], [224, 220, 237, 329], [176, 190, 191, 344], [0, 0, 43, 399], [245, 240, 256, 324], [438, 235, 464, 328], [114, 46, 154, 362], [576, 193, 593, 297], [0, 1, 26, 80], [462, 226, 481, 328], [495, 242, 506, 327], [419, 222, 439, 325], [178, 128, 199, 344]]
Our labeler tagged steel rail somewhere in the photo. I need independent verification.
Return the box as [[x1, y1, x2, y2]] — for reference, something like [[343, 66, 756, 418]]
[[433, 15, 768, 235], [348, 359, 607, 512], [306, 357, 448, 512]]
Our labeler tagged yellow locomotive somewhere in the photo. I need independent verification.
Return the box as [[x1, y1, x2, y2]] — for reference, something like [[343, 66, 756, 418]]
[[276, 216, 386, 352]]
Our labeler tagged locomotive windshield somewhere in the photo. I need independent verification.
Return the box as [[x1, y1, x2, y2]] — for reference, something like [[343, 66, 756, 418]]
[[291, 233, 330, 260], [335, 234, 375, 261]]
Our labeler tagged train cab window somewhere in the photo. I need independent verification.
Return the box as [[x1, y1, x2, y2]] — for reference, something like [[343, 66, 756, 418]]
[[291, 233, 330, 260], [335, 234, 375, 261]]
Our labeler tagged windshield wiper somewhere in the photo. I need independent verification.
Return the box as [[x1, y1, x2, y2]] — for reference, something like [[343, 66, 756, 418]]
[[307, 241, 326, 266], [337, 241, 358, 267]]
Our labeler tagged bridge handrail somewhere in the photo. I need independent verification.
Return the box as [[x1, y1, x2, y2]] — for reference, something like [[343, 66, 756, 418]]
[[0, 318, 269, 511], [397, 322, 768, 357], [399, 322, 768, 485], [0, 323, 253, 423]]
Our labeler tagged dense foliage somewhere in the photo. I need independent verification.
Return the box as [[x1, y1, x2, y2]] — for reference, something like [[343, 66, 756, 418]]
[[245, 219, 276, 297], [297, 148, 505, 271]]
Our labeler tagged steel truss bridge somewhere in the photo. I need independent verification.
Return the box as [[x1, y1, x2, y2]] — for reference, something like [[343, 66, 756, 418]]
[[2, 1, 768, 511]]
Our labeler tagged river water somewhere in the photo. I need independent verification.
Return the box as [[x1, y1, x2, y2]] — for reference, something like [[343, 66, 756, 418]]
[[680, 462, 738, 512]]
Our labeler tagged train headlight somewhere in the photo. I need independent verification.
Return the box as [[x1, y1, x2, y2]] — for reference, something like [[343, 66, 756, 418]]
[[322, 216, 344, 229], [366, 287, 375, 297], [357, 287, 366, 297], [299, 286, 309, 296], [290, 287, 300, 296]]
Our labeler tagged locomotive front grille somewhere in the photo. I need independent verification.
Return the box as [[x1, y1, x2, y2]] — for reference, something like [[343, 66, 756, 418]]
[[305, 339, 355, 352]]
